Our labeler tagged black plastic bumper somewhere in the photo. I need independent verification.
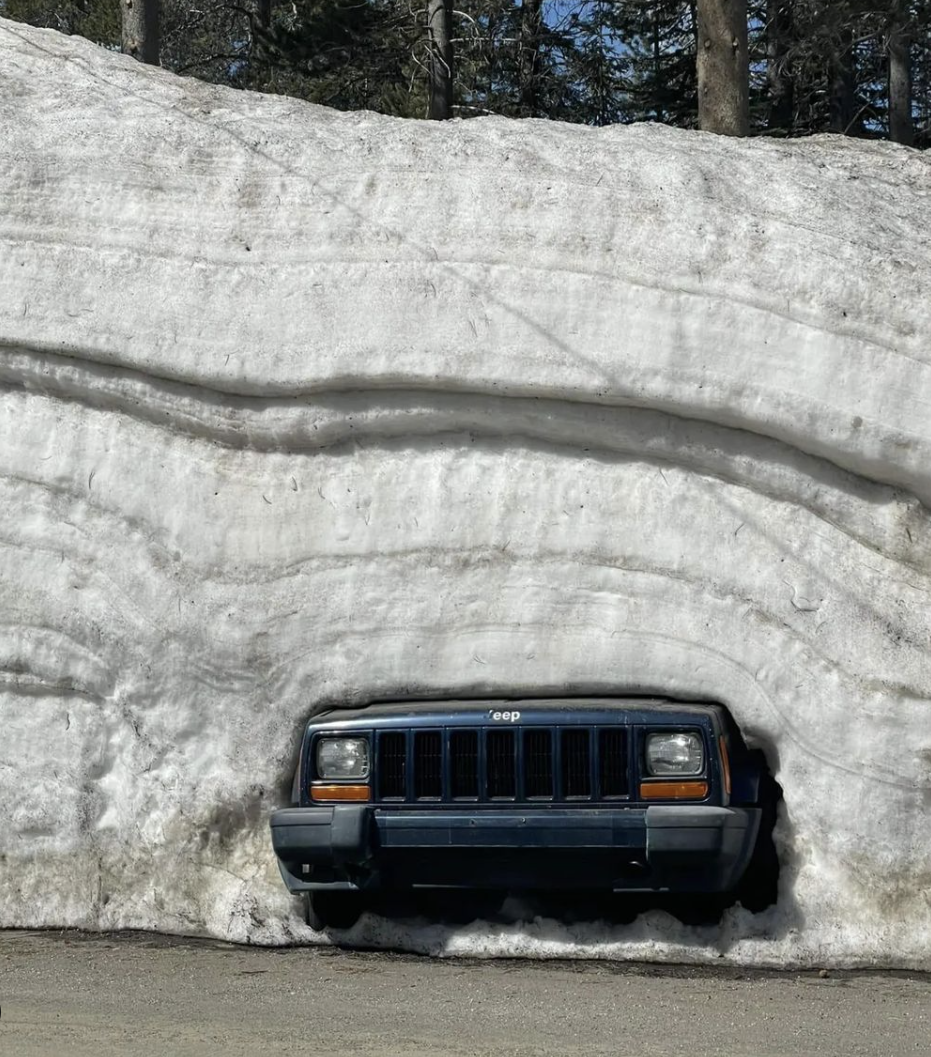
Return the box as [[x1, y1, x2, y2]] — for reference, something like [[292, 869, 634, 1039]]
[[271, 804, 761, 894]]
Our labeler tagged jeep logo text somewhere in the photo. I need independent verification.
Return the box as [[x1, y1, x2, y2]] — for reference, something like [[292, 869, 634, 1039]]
[[489, 709, 521, 722]]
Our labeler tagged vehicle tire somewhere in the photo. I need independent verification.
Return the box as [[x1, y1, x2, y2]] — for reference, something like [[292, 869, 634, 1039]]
[[303, 891, 364, 931]]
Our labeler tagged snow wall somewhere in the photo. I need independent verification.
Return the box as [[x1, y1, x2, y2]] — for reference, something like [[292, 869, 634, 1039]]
[[1, 18, 930, 967]]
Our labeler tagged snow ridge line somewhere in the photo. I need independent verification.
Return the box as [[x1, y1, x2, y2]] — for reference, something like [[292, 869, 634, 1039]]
[[2, 342, 929, 573]]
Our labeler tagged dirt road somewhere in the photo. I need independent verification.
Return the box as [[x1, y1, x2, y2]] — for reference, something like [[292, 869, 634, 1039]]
[[1, 930, 928, 1056]]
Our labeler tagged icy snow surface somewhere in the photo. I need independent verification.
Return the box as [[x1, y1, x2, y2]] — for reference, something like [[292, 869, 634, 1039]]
[[2, 18, 931, 967]]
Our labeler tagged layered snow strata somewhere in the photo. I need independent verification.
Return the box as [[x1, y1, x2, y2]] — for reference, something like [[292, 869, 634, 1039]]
[[1, 18, 930, 965]]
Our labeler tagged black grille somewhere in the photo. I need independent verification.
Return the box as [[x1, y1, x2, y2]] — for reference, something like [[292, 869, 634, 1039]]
[[561, 729, 591, 798], [378, 732, 407, 799], [414, 731, 443, 799], [487, 729, 517, 798], [524, 729, 554, 798], [599, 728, 628, 797], [375, 724, 629, 803], [450, 730, 479, 798]]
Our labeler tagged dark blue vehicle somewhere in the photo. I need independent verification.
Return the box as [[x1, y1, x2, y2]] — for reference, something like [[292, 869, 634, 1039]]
[[270, 697, 766, 929]]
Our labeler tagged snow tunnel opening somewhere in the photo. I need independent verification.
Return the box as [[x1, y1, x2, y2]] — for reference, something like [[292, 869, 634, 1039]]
[[285, 694, 786, 934]]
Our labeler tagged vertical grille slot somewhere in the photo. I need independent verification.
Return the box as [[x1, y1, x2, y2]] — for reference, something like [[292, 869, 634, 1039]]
[[486, 729, 516, 799], [523, 729, 554, 798], [598, 728, 628, 797], [450, 730, 479, 799], [561, 729, 592, 798], [378, 732, 407, 800], [414, 731, 442, 799]]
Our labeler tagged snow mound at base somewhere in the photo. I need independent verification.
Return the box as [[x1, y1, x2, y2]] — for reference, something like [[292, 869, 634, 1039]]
[[1, 18, 930, 967]]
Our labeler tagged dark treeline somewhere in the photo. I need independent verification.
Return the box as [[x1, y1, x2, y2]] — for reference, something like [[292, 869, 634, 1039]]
[[3, 1, 928, 144]]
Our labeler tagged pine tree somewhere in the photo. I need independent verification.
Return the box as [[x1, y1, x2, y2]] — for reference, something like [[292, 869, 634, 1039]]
[[619, 0, 701, 127]]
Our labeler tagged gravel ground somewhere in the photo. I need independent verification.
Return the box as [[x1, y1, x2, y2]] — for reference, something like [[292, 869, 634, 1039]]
[[1, 929, 930, 1057]]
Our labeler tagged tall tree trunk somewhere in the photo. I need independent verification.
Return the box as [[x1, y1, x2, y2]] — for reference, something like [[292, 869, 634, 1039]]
[[829, 28, 857, 134], [652, 5, 664, 123], [121, 0, 159, 65], [696, 0, 749, 135], [427, 0, 454, 120], [519, 0, 543, 116], [888, 25, 914, 145], [766, 0, 794, 131]]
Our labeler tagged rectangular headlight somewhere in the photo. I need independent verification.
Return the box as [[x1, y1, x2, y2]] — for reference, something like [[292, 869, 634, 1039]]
[[645, 732, 704, 776], [316, 737, 370, 780]]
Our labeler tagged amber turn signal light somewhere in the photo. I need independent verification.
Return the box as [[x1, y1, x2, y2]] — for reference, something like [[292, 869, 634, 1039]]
[[719, 736, 732, 797], [310, 784, 371, 802], [640, 780, 709, 800]]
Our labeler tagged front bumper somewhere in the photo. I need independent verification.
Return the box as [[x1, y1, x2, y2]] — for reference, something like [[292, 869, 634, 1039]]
[[270, 804, 761, 894]]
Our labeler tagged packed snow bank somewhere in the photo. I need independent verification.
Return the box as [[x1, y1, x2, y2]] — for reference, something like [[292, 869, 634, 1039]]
[[1, 19, 930, 967]]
